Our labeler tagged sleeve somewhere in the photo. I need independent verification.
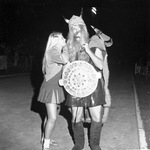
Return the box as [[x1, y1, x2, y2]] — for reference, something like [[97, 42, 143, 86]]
[[49, 47, 67, 64], [61, 45, 69, 63]]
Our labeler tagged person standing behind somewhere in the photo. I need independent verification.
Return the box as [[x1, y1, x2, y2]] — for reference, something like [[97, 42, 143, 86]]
[[83, 26, 113, 124], [90, 25, 113, 124], [38, 32, 68, 150]]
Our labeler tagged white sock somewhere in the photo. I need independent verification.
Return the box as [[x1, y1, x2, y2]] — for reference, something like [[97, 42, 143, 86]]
[[43, 139, 50, 149]]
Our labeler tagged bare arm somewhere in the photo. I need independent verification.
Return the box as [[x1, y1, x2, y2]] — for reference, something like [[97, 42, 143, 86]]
[[82, 43, 103, 70]]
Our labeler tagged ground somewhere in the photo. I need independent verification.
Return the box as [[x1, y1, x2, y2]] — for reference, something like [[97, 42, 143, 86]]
[[134, 74, 150, 148]]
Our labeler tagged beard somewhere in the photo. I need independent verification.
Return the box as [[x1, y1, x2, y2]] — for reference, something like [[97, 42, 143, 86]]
[[74, 33, 86, 48], [68, 34, 89, 62], [73, 37, 82, 52]]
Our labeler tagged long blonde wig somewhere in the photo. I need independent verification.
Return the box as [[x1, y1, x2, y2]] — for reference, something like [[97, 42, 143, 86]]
[[42, 32, 62, 74], [67, 24, 89, 62]]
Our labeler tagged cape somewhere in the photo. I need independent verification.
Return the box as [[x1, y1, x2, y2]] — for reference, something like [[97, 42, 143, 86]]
[[89, 35, 111, 107]]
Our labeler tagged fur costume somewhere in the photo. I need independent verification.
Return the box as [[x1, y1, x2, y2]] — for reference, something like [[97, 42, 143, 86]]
[[89, 34, 112, 123]]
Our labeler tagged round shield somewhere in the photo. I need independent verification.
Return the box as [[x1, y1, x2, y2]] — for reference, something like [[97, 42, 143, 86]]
[[59, 60, 101, 98]]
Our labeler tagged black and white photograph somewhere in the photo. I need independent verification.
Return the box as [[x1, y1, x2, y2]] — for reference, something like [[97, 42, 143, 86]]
[[0, 0, 149, 150]]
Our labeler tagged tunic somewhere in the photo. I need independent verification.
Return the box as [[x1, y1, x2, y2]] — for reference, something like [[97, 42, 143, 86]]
[[65, 44, 106, 107]]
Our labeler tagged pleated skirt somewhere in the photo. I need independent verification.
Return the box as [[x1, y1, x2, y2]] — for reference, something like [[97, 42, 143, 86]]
[[38, 71, 65, 104]]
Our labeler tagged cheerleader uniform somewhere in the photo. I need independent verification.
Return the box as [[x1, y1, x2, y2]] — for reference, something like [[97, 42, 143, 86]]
[[38, 47, 67, 104]]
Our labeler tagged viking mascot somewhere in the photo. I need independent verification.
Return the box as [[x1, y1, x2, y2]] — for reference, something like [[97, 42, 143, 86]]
[[62, 13, 113, 150]]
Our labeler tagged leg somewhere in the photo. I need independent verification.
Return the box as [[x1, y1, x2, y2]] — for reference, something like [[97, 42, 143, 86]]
[[89, 105, 104, 150], [72, 107, 83, 123], [83, 107, 91, 123], [71, 107, 85, 150], [41, 116, 47, 144], [43, 103, 58, 149], [45, 103, 57, 139]]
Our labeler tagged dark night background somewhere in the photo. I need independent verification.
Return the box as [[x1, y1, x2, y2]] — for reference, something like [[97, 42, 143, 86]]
[[0, 1, 150, 149], [0, 0, 149, 65]]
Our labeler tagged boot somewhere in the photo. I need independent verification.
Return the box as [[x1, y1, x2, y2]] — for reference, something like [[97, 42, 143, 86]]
[[72, 121, 85, 150], [89, 121, 102, 150]]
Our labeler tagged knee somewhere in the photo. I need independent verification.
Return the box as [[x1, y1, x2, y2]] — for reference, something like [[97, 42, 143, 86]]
[[91, 113, 103, 122], [92, 116, 101, 122], [72, 116, 82, 123], [72, 108, 83, 123], [47, 117, 56, 124]]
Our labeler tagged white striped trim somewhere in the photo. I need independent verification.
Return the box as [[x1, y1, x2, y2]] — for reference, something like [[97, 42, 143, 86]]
[[132, 75, 148, 150]]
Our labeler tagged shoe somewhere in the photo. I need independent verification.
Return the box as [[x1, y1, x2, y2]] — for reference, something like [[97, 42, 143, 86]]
[[50, 139, 58, 146], [42, 138, 58, 150], [42, 148, 49, 150]]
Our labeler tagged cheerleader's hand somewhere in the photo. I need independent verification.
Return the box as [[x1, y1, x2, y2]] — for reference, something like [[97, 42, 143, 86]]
[[63, 61, 70, 70]]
